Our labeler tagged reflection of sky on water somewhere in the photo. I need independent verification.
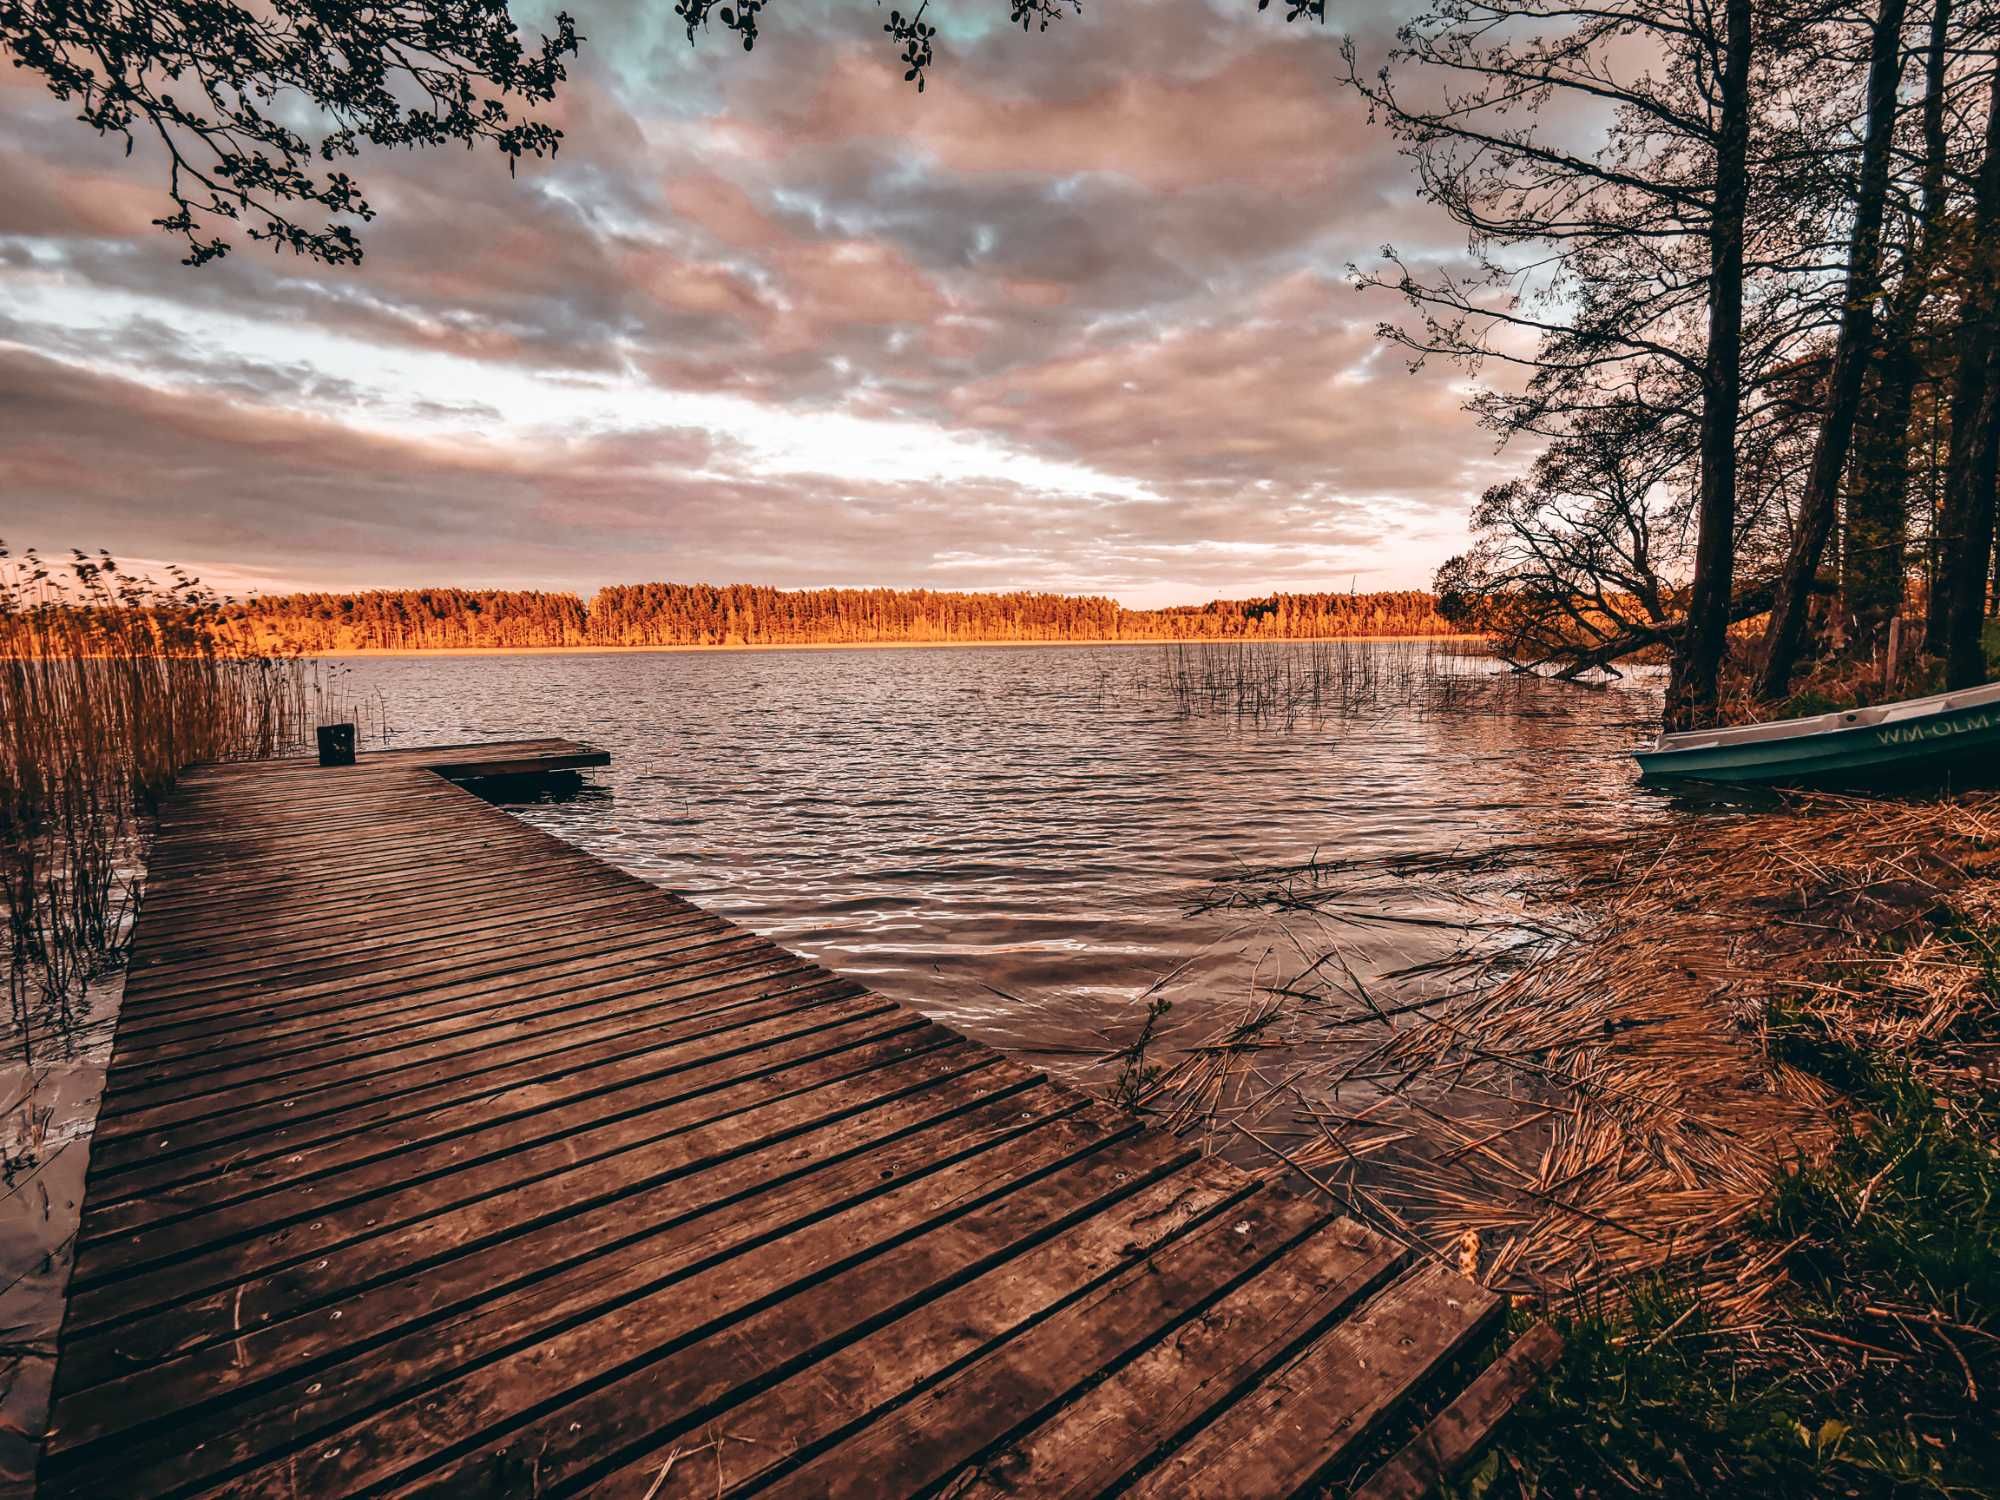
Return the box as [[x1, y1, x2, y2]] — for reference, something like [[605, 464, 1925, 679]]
[[346, 642, 1670, 1062]]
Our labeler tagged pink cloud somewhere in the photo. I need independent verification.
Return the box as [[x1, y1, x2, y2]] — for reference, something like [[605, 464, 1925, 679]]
[[733, 40, 1372, 194]]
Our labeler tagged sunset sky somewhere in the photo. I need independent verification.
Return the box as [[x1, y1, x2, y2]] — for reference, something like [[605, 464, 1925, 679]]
[[0, 0, 1516, 606]]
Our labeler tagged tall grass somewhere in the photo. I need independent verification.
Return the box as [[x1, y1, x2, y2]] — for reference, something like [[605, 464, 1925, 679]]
[[1154, 638, 1508, 724], [1, 546, 338, 1060]]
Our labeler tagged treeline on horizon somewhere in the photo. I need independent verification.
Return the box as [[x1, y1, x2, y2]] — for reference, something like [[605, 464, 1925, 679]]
[[208, 584, 1457, 652]]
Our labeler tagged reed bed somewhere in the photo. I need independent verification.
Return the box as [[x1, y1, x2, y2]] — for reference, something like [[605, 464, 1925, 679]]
[[1, 547, 354, 1062], [1152, 638, 1536, 725]]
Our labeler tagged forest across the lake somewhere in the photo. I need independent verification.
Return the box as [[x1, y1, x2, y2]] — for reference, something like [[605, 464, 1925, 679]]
[[206, 583, 1458, 652]]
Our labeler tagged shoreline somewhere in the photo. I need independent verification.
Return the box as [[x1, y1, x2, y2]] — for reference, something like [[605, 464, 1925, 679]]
[[306, 634, 1491, 659], [1212, 793, 2000, 1492]]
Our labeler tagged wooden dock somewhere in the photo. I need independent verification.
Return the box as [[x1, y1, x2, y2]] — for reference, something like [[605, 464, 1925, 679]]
[[42, 739, 1541, 1497]]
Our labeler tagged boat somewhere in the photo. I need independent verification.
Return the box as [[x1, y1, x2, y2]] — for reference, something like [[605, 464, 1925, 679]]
[[1634, 679, 2000, 786]]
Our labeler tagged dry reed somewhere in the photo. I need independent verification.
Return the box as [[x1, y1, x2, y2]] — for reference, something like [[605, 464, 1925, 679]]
[[1153, 638, 1536, 725], [1141, 788, 2000, 1337], [1, 545, 361, 1063]]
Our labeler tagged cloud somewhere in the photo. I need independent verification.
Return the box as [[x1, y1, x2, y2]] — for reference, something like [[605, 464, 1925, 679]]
[[0, 339, 1470, 602], [947, 281, 1502, 499], [0, 0, 1501, 600]]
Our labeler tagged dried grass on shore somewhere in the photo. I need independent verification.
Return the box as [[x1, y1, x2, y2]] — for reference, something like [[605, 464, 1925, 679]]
[[1144, 790, 2000, 1322]]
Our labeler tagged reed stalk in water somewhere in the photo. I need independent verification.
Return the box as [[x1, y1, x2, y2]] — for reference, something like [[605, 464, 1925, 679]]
[[0, 545, 354, 1061], [1153, 638, 1510, 724]]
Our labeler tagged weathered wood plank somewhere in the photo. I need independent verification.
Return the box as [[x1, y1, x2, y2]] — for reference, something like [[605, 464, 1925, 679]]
[[112, 892, 711, 1026], [54, 1029, 996, 1397], [1125, 1261, 1504, 1498], [946, 1214, 1406, 1499], [92, 944, 812, 1146], [377, 1144, 1223, 1500], [64, 1032, 989, 1338], [119, 874, 672, 990], [102, 918, 751, 1083], [50, 1076, 1079, 1453], [70, 1002, 932, 1287], [85, 978, 884, 1211], [89, 959, 846, 1178], [801, 1197, 1399, 1500], [54, 1120, 1174, 1496], [743, 1183, 1334, 1500], [103, 922, 763, 1084], [1352, 1321, 1564, 1500]]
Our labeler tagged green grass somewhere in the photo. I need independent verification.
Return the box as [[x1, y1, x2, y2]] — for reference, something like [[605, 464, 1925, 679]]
[[1466, 1291, 1863, 1497], [1470, 1002, 1999, 1498]]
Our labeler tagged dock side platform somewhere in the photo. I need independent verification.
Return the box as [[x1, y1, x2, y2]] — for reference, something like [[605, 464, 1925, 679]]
[[41, 739, 1538, 1497]]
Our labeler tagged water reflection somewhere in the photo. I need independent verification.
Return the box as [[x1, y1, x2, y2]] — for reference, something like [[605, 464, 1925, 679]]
[[337, 643, 1670, 1064], [462, 770, 611, 808], [1638, 777, 1792, 815]]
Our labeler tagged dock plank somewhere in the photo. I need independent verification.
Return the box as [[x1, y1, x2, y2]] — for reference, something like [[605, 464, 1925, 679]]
[[379, 1144, 1224, 1500], [1353, 1322, 1565, 1500], [53, 1030, 990, 1399], [746, 1183, 1337, 1500], [51, 1082, 1080, 1455], [42, 737, 1545, 1497], [89, 960, 845, 1180], [79, 985, 894, 1235], [947, 1215, 1407, 1499], [1125, 1261, 1504, 1498]]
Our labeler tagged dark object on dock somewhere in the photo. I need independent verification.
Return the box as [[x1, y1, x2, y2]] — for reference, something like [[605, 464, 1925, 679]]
[[41, 737, 1549, 1498], [313, 721, 355, 765], [1634, 679, 2000, 786]]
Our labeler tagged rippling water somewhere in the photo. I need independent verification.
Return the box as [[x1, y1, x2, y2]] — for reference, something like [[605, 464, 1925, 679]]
[[335, 642, 1670, 1062]]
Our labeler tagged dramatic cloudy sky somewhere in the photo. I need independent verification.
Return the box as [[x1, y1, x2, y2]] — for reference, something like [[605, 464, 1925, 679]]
[[0, 0, 1517, 604]]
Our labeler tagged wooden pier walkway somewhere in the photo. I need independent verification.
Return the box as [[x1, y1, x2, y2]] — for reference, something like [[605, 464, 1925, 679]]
[[43, 740, 1545, 1498]]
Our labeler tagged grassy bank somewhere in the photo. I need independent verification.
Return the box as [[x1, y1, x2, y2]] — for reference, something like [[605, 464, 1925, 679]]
[[1500, 641, 2000, 1497], [1491, 1023, 1996, 1495]]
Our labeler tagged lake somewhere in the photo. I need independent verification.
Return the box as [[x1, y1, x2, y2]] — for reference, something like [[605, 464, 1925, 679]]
[[0, 639, 1670, 1482], [332, 641, 1669, 1071]]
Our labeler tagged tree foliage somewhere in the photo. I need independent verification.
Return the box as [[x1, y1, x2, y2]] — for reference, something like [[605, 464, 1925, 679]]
[[1, 0, 579, 264], [1434, 406, 1685, 675], [206, 583, 1456, 651], [1335, 0, 1774, 726], [1391, 0, 2000, 718]]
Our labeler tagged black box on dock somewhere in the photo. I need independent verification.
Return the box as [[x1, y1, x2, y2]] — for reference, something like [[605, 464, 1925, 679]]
[[317, 723, 357, 766]]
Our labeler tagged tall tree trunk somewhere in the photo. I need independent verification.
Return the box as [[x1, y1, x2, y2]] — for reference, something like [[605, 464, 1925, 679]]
[[1755, 0, 1910, 700], [1666, 0, 1754, 732], [1847, 338, 1921, 645], [1936, 64, 2000, 687], [1845, 0, 1953, 650]]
